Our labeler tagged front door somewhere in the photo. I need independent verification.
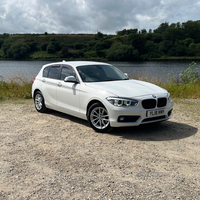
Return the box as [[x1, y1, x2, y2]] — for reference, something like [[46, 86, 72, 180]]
[[56, 65, 80, 116]]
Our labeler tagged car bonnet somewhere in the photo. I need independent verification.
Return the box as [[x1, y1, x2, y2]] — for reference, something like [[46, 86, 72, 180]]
[[85, 79, 167, 98]]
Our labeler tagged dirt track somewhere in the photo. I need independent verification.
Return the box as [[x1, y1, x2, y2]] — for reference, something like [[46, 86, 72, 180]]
[[0, 99, 200, 199]]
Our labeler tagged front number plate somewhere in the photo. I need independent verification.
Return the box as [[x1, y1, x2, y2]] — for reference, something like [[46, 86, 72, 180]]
[[147, 109, 165, 117]]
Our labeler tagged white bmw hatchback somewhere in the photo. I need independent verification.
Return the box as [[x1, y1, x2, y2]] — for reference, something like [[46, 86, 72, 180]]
[[32, 61, 173, 132]]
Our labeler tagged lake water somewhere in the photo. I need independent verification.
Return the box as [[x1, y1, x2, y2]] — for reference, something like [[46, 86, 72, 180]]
[[0, 60, 199, 83]]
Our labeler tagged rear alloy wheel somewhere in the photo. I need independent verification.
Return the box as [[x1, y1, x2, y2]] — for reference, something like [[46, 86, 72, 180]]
[[34, 91, 47, 113], [88, 102, 111, 132]]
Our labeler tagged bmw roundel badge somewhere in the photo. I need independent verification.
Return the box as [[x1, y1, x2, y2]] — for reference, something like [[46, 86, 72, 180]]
[[152, 95, 156, 98]]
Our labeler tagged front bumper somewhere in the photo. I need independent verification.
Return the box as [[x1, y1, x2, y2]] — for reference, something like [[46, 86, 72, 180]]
[[105, 99, 173, 128]]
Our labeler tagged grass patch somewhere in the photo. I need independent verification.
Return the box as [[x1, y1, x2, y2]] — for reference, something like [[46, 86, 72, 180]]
[[161, 83, 200, 99], [1, 75, 200, 101], [0, 74, 32, 101]]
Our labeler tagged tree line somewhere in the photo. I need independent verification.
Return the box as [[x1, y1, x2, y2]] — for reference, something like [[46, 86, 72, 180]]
[[0, 20, 200, 61]]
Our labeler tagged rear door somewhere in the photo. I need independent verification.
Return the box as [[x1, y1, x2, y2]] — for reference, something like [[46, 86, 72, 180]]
[[42, 65, 60, 108]]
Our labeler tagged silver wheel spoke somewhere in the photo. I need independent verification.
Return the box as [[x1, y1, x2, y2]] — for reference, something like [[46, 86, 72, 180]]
[[101, 119, 106, 127], [35, 94, 43, 110], [90, 106, 109, 130]]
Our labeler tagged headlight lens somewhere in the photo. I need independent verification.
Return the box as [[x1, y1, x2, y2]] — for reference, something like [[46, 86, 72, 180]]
[[106, 97, 138, 107], [167, 93, 172, 102]]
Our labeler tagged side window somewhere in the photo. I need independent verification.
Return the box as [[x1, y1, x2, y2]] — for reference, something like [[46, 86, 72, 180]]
[[43, 66, 50, 77], [60, 66, 75, 80], [48, 66, 60, 79]]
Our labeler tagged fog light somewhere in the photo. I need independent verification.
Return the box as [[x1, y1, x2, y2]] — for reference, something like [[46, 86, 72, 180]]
[[119, 117, 125, 121], [117, 116, 140, 122]]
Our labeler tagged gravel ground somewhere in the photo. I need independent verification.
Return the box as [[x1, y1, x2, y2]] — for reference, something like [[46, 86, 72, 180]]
[[0, 99, 200, 200]]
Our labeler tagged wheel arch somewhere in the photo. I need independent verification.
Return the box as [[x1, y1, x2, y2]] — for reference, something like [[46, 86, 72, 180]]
[[86, 99, 111, 132], [86, 99, 105, 116], [33, 89, 41, 99]]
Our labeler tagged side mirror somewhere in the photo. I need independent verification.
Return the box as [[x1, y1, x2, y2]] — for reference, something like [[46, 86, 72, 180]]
[[124, 73, 129, 79], [64, 76, 79, 83]]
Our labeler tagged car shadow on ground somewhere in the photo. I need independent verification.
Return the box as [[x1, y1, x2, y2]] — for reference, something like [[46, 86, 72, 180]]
[[45, 110, 197, 141], [109, 121, 198, 141], [45, 109, 89, 126]]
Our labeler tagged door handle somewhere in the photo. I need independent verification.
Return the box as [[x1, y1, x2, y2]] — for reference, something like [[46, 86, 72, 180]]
[[42, 79, 45, 82], [57, 82, 62, 87]]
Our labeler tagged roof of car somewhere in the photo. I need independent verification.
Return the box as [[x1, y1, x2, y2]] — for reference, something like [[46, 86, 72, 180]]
[[43, 61, 110, 68]]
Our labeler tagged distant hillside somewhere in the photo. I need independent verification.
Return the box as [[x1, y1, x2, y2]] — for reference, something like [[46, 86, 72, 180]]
[[1, 20, 200, 61]]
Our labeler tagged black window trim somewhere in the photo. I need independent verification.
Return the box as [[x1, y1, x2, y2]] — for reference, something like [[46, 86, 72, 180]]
[[43, 65, 61, 79], [60, 64, 80, 82]]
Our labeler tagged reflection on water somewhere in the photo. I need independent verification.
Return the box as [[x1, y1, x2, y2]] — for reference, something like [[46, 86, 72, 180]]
[[0, 60, 199, 83]]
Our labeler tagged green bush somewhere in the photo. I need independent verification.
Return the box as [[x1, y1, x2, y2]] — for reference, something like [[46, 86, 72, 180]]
[[47, 44, 55, 54], [169, 62, 200, 84], [179, 62, 199, 84], [41, 42, 48, 51], [84, 51, 98, 58]]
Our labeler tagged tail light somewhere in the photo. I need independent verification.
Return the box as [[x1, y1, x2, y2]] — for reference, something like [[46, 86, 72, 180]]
[[32, 77, 36, 84]]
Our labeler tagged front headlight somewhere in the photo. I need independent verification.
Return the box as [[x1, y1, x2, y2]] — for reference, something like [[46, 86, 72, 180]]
[[167, 93, 172, 102], [106, 97, 138, 107]]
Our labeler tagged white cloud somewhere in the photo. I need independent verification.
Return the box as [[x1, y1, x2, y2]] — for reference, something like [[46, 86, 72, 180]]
[[0, 0, 200, 34]]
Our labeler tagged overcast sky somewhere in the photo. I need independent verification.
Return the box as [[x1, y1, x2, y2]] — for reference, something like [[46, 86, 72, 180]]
[[0, 0, 200, 34]]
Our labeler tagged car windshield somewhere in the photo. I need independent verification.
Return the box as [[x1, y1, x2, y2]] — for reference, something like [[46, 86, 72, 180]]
[[77, 65, 128, 82]]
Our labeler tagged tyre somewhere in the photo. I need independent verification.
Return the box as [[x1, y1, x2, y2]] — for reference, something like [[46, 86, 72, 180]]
[[34, 91, 47, 113], [87, 102, 111, 132]]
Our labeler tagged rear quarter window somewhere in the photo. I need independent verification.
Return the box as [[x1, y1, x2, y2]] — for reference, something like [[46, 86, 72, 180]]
[[43, 66, 50, 77], [43, 65, 60, 79]]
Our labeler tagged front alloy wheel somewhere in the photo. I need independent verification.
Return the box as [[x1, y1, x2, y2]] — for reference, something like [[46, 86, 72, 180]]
[[34, 91, 47, 113], [88, 103, 111, 132]]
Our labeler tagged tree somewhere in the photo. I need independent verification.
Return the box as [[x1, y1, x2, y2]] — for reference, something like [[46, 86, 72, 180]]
[[163, 23, 184, 41], [189, 43, 200, 56], [73, 43, 85, 50], [94, 42, 104, 51], [144, 41, 160, 58], [7, 42, 30, 59], [49, 37, 61, 51], [128, 34, 146, 54], [2, 42, 11, 57], [93, 32, 104, 40], [168, 44, 188, 56], [159, 40, 174, 54], [106, 42, 139, 61], [41, 42, 48, 51], [183, 38, 194, 47], [0, 39, 4, 48], [183, 20, 200, 43], [141, 29, 147, 34], [117, 28, 138, 36], [61, 46, 69, 57], [47, 44, 55, 54], [154, 22, 169, 34]]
